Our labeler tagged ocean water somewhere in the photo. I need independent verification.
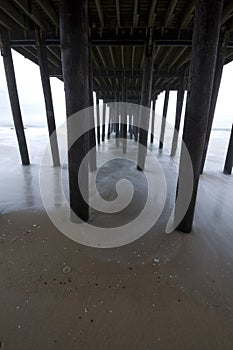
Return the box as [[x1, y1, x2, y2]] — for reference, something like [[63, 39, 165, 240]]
[[0, 125, 231, 170], [0, 125, 232, 215], [205, 127, 232, 172]]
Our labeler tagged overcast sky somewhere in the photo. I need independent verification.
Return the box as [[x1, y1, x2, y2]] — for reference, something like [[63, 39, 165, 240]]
[[0, 50, 232, 129]]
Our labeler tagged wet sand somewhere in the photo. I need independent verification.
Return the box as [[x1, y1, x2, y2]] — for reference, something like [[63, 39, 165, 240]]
[[0, 127, 233, 349]]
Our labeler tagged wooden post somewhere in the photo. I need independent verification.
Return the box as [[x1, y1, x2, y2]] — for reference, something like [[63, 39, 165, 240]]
[[102, 102, 106, 142], [134, 113, 139, 142], [111, 107, 115, 133], [107, 105, 111, 139], [96, 93, 101, 145], [36, 30, 60, 167], [137, 29, 154, 170], [159, 89, 170, 150], [171, 84, 185, 156], [129, 115, 133, 139], [88, 52, 97, 171], [0, 29, 30, 166], [122, 84, 127, 154], [112, 109, 116, 133], [177, 0, 223, 233], [134, 98, 142, 142], [60, 0, 89, 222], [200, 30, 229, 173], [224, 124, 233, 175], [115, 97, 120, 147], [150, 98, 157, 144]]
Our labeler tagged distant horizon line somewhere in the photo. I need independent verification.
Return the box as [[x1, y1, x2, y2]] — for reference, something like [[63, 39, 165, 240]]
[[0, 125, 231, 132]]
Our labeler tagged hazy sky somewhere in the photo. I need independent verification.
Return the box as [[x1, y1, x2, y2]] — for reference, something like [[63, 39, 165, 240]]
[[0, 49, 232, 129]]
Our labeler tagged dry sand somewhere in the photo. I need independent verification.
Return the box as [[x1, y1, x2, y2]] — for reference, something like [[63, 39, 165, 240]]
[[0, 127, 233, 349]]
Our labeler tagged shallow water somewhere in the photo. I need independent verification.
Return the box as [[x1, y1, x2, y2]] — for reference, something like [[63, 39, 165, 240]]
[[0, 126, 232, 212], [1, 126, 233, 349]]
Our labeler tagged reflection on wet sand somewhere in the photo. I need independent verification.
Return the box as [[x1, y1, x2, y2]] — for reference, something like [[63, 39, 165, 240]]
[[0, 127, 233, 349]]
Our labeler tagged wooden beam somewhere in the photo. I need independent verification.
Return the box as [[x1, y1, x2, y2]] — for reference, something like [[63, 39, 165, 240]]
[[158, 47, 173, 71], [222, 2, 233, 24], [162, 0, 178, 29], [47, 47, 61, 62], [148, 0, 158, 27], [14, 46, 38, 65], [96, 47, 109, 88], [0, 29, 30, 165], [13, 0, 45, 29], [108, 77, 113, 87], [168, 47, 187, 70], [176, 51, 191, 70], [109, 47, 116, 68], [133, 0, 139, 26], [225, 51, 233, 64], [140, 46, 146, 70], [91, 47, 99, 68], [0, 0, 26, 29], [60, 0, 89, 222], [154, 46, 160, 59], [95, 0, 105, 27], [96, 46, 107, 69], [36, 0, 58, 27], [22, 44, 62, 69], [116, 0, 120, 27], [178, 0, 195, 31], [0, 9, 23, 32], [94, 77, 101, 87], [36, 30, 60, 167]]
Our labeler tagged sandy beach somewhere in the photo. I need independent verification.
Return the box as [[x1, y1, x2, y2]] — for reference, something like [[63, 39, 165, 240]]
[[0, 126, 233, 349]]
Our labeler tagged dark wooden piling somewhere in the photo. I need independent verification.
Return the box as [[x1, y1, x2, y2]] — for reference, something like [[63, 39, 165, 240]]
[[171, 84, 185, 156], [111, 107, 115, 133], [112, 109, 116, 133], [224, 124, 233, 175], [115, 100, 120, 147], [133, 113, 139, 142], [121, 85, 127, 154], [134, 98, 141, 143], [88, 54, 97, 171], [107, 105, 111, 139], [102, 102, 106, 142], [0, 29, 30, 165], [60, 0, 89, 222], [96, 94, 101, 145], [200, 30, 229, 173], [159, 89, 169, 150], [36, 30, 60, 167], [129, 115, 133, 139], [137, 30, 154, 170], [150, 98, 157, 144], [177, 0, 224, 233]]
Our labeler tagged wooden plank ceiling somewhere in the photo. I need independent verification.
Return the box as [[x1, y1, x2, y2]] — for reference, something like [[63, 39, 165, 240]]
[[1, 0, 233, 101]]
